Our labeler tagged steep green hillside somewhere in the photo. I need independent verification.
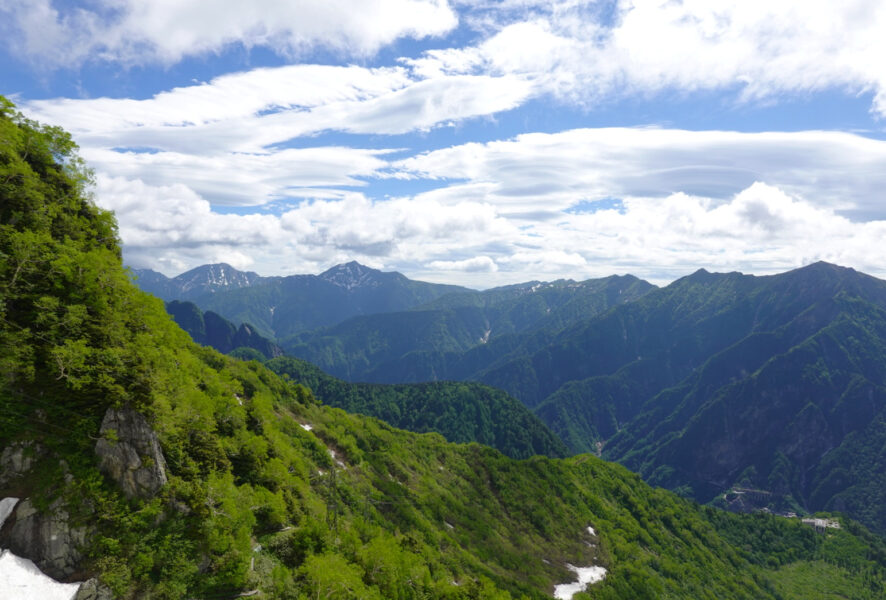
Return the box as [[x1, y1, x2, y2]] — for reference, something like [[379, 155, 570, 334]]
[[160, 299, 564, 459], [2, 97, 885, 600], [265, 356, 568, 460], [496, 266, 886, 533], [281, 276, 654, 383]]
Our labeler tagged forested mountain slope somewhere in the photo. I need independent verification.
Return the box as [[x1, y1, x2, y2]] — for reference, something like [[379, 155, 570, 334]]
[[481, 264, 886, 534], [165, 299, 283, 359], [3, 97, 885, 600], [161, 300, 565, 460], [264, 356, 569, 460], [281, 275, 654, 383]]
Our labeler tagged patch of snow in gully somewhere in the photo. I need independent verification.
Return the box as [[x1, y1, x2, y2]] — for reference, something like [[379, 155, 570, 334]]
[[553, 564, 607, 600], [0, 498, 82, 600]]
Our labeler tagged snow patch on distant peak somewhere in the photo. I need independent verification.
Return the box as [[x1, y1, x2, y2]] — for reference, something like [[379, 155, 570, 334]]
[[319, 262, 381, 290], [587, 525, 596, 536]]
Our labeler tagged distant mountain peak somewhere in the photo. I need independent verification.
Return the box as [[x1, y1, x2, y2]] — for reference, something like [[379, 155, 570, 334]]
[[173, 263, 261, 294], [319, 261, 384, 290]]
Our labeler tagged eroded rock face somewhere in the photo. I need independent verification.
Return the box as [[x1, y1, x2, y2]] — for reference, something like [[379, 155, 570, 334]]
[[0, 497, 86, 580], [94, 407, 168, 499]]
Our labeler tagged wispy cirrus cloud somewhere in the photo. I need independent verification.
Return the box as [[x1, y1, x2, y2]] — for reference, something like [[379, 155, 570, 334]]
[[397, 127, 886, 219]]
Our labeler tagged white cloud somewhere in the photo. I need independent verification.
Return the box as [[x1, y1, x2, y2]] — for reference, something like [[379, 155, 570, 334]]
[[99, 174, 511, 279], [398, 127, 886, 218], [84, 146, 392, 206], [412, 0, 886, 116], [0, 0, 457, 66], [26, 69, 531, 155], [429, 256, 499, 272], [102, 172, 886, 287]]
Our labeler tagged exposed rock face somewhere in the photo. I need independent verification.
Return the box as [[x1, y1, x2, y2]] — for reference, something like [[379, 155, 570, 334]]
[[95, 407, 168, 499], [0, 441, 40, 487], [0, 497, 86, 580], [74, 577, 113, 600]]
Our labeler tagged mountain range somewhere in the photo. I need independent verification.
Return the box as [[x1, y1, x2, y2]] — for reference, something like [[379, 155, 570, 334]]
[[4, 93, 886, 600], [133, 261, 469, 339], [136, 257, 886, 536]]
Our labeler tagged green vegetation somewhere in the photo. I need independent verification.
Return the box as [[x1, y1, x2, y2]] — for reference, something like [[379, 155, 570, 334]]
[[163, 298, 567, 459], [2, 96, 886, 600], [280, 276, 654, 384], [265, 356, 568, 459]]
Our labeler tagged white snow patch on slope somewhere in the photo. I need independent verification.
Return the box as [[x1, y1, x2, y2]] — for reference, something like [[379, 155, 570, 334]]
[[0, 551, 82, 600], [300, 423, 313, 431], [586, 525, 596, 536], [553, 564, 607, 600], [0, 498, 82, 600]]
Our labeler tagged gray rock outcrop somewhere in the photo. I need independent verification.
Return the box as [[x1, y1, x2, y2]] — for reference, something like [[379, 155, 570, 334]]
[[0, 497, 86, 579], [0, 441, 40, 487], [75, 577, 114, 600], [94, 407, 168, 499]]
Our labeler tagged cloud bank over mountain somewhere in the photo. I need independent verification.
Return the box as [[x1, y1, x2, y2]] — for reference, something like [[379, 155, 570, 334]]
[[4, 0, 885, 284]]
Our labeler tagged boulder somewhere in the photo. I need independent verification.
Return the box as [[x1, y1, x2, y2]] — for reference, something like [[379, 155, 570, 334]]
[[94, 407, 168, 499], [74, 577, 114, 600]]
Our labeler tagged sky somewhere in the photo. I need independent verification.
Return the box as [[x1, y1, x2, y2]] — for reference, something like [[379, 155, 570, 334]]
[[2, 0, 886, 287]]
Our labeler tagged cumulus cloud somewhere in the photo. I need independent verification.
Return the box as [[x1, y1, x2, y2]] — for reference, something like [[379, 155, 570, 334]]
[[0, 0, 457, 66], [98, 172, 886, 288], [99, 174, 511, 279]]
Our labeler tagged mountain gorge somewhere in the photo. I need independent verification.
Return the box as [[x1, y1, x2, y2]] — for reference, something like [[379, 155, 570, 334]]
[[4, 96, 886, 599]]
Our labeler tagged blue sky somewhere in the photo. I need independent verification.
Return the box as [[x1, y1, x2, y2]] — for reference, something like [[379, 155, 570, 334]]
[[2, 0, 886, 287]]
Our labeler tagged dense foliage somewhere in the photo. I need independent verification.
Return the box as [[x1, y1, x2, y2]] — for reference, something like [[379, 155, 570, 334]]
[[2, 97, 885, 599], [265, 356, 569, 460], [163, 298, 566, 459]]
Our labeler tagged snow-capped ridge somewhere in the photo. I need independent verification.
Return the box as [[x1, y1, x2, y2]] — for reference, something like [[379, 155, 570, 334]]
[[173, 263, 262, 294], [319, 261, 385, 291]]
